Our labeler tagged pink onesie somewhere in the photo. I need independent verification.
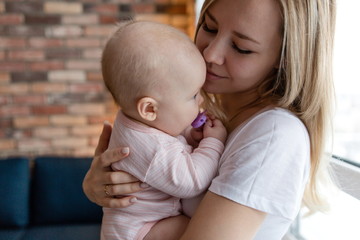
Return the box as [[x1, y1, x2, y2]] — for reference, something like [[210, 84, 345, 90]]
[[101, 111, 224, 240]]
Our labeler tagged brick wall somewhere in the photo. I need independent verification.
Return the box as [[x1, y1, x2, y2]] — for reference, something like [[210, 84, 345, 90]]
[[0, 0, 195, 158]]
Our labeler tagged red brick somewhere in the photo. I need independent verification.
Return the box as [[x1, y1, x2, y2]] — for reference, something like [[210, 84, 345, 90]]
[[0, 105, 30, 117], [18, 139, 50, 151], [69, 83, 103, 93], [30, 61, 64, 71], [6, 2, 43, 14], [71, 124, 102, 136], [0, 14, 24, 25], [34, 127, 68, 138], [28, 38, 63, 48], [31, 82, 68, 93], [66, 60, 100, 70], [14, 116, 49, 128], [83, 48, 102, 59], [50, 115, 87, 126], [44, 2, 82, 14], [0, 118, 12, 128], [87, 71, 103, 81], [6, 25, 45, 36], [62, 14, 98, 25], [13, 129, 32, 139], [8, 50, 44, 61], [88, 114, 116, 124], [73, 147, 96, 157], [11, 71, 47, 83], [0, 37, 26, 48], [68, 103, 105, 115], [0, 72, 10, 83], [0, 95, 12, 105], [0, 50, 4, 60], [0, 83, 28, 95], [46, 48, 82, 59], [83, 4, 118, 14], [48, 70, 86, 82], [135, 14, 171, 24], [156, 4, 186, 14], [99, 16, 120, 24], [0, 139, 16, 150], [0, 62, 27, 71], [46, 26, 82, 38], [25, 15, 61, 25], [13, 95, 45, 105], [52, 137, 88, 148], [66, 38, 100, 48], [84, 26, 114, 37], [32, 105, 67, 115], [133, 4, 156, 13]]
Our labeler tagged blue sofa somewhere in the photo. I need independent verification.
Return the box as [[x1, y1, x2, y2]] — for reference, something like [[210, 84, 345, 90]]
[[0, 156, 102, 240]]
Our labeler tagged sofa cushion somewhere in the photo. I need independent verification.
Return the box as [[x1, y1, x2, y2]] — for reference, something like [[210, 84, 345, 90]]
[[0, 228, 26, 240], [0, 157, 30, 227], [31, 157, 102, 225], [22, 224, 100, 240]]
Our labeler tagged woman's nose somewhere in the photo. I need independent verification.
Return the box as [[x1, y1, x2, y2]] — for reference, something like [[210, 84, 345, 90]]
[[202, 38, 225, 66]]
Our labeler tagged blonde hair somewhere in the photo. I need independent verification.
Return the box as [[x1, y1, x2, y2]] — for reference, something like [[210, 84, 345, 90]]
[[197, 0, 336, 213], [102, 21, 198, 110]]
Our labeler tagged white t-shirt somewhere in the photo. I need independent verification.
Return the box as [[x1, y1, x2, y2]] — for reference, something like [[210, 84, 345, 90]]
[[182, 107, 310, 240]]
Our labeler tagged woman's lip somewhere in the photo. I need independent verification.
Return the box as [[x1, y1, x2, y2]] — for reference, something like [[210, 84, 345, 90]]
[[206, 70, 225, 79]]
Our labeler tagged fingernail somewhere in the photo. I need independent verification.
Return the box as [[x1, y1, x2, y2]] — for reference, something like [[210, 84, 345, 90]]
[[121, 147, 129, 155], [103, 120, 111, 126], [130, 197, 137, 203], [140, 182, 150, 188]]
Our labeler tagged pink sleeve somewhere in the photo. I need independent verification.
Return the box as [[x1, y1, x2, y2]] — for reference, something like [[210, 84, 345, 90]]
[[144, 137, 224, 198]]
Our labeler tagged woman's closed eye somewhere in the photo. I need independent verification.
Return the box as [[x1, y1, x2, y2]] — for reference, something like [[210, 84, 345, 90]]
[[202, 23, 217, 34], [202, 22, 253, 55], [232, 43, 253, 54]]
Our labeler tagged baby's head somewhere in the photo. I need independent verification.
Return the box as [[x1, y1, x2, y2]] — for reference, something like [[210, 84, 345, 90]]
[[102, 21, 206, 136]]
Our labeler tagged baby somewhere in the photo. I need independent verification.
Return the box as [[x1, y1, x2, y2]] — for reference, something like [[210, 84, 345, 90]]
[[101, 21, 227, 240]]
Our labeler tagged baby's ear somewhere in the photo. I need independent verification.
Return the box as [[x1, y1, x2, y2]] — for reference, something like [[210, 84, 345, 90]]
[[137, 97, 157, 121]]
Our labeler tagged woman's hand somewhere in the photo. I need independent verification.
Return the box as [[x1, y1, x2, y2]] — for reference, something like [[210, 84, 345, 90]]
[[82, 121, 146, 208]]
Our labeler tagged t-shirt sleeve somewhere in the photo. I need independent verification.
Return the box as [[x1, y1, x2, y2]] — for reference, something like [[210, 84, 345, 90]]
[[208, 111, 310, 220]]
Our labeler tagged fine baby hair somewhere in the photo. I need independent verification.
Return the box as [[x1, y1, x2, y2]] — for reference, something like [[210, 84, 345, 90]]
[[101, 20, 203, 113]]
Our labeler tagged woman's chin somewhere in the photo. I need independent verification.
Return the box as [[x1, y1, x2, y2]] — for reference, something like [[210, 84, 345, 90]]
[[203, 83, 221, 94]]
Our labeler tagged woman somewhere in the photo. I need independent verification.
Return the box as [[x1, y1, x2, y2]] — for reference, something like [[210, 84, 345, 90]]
[[83, 0, 336, 239]]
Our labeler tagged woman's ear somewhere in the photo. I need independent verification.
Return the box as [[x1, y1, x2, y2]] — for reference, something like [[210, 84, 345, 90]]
[[137, 97, 157, 121]]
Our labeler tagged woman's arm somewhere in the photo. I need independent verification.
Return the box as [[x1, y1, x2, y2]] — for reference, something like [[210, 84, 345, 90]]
[[82, 121, 145, 208], [180, 191, 267, 240]]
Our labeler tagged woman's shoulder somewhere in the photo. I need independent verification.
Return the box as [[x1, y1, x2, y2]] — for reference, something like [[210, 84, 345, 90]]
[[227, 107, 309, 151], [237, 107, 307, 136]]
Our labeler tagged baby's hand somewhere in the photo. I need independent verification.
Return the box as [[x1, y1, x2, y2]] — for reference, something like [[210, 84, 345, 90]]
[[203, 116, 227, 143]]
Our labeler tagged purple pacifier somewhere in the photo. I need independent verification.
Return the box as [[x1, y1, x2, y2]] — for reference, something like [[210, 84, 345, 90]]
[[191, 111, 207, 128]]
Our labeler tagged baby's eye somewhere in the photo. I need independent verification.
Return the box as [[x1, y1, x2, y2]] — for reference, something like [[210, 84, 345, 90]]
[[193, 93, 198, 99]]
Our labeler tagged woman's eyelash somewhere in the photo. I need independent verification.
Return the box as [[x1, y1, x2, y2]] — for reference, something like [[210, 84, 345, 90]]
[[202, 22, 253, 55], [232, 43, 252, 54], [202, 23, 217, 33]]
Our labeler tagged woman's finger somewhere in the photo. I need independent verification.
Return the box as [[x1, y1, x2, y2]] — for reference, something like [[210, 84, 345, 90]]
[[99, 147, 130, 168], [107, 181, 147, 195], [106, 171, 139, 184], [95, 121, 113, 156], [105, 196, 138, 208]]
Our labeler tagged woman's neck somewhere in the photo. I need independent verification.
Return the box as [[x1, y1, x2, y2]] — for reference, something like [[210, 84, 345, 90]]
[[220, 92, 272, 133]]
